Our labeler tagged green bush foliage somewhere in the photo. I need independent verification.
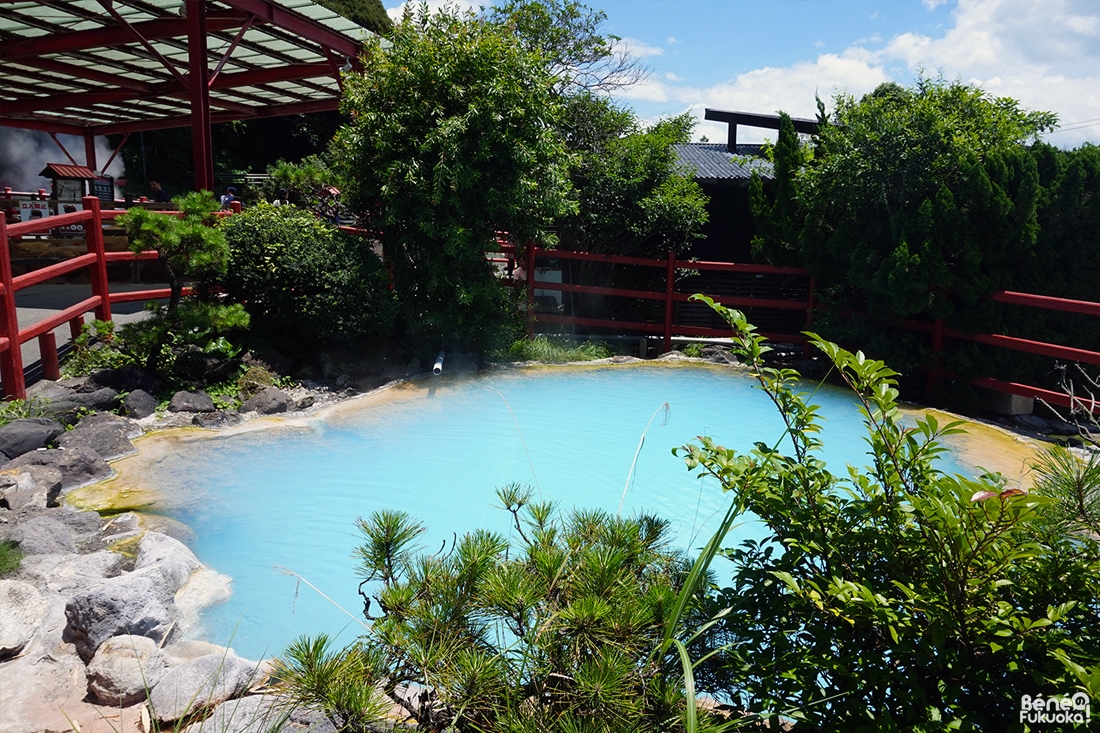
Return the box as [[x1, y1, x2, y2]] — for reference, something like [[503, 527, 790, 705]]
[[680, 296, 1100, 730], [0, 397, 49, 427], [278, 494, 713, 732], [221, 205, 396, 348], [333, 3, 572, 354], [506, 335, 610, 362], [61, 320, 138, 377], [0, 540, 23, 577]]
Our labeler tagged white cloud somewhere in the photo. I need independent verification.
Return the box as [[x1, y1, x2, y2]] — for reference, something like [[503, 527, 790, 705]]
[[923, 0, 949, 9], [665, 71, 683, 82], [620, 0, 1100, 147], [614, 36, 665, 58], [666, 36, 678, 45]]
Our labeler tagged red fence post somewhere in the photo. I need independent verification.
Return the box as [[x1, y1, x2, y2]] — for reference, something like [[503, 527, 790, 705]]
[[83, 196, 112, 323], [39, 333, 60, 381], [0, 218, 25, 399], [526, 241, 536, 339], [802, 276, 816, 359], [925, 317, 944, 400], [662, 249, 676, 353], [231, 200, 242, 214]]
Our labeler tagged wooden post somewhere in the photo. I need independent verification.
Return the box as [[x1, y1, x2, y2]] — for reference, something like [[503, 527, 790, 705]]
[[231, 200, 242, 214], [0, 218, 25, 398], [83, 196, 112, 322], [526, 241, 536, 339], [69, 316, 84, 342], [802, 276, 816, 359], [39, 333, 60, 381], [925, 317, 944, 400], [662, 249, 676, 353]]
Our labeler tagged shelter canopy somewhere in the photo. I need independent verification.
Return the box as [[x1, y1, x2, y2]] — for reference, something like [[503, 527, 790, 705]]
[[1, 0, 377, 189]]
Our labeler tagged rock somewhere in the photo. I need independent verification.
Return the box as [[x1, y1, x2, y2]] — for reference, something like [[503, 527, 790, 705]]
[[0, 580, 48, 660], [64, 572, 179, 662], [19, 550, 126, 595], [149, 652, 264, 723], [239, 387, 289, 415], [294, 395, 315, 410], [1, 488, 53, 512], [0, 465, 65, 506], [74, 410, 144, 438], [8, 446, 113, 491], [181, 694, 294, 733], [134, 531, 202, 603], [0, 417, 66, 459], [88, 366, 159, 395], [26, 379, 76, 401], [42, 388, 122, 421], [1014, 414, 1050, 431], [4, 514, 76, 555], [99, 511, 143, 543], [87, 634, 169, 706], [123, 388, 159, 419], [57, 420, 136, 460], [163, 639, 230, 667], [192, 410, 244, 429], [169, 390, 216, 413]]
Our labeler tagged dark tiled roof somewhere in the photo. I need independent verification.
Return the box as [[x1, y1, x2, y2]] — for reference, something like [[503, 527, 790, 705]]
[[38, 164, 96, 180], [673, 143, 773, 181]]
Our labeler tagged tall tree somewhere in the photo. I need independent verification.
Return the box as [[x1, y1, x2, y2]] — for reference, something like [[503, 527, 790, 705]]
[[332, 4, 572, 353]]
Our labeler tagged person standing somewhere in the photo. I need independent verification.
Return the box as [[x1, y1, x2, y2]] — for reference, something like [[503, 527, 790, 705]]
[[149, 180, 170, 203]]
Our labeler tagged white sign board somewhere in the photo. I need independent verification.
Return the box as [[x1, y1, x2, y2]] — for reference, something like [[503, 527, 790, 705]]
[[19, 200, 50, 223]]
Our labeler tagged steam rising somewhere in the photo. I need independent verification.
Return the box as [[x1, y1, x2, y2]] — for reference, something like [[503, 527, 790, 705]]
[[0, 130, 125, 191]]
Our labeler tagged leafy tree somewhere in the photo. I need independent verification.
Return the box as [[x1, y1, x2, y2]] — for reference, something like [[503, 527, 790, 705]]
[[116, 191, 250, 381], [314, 0, 392, 35], [221, 204, 396, 348], [279, 492, 712, 733], [766, 77, 1056, 322], [680, 297, 1100, 730], [332, 3, 572, 353], [487, 0, 646, 94], [749, 112, 807, 266]]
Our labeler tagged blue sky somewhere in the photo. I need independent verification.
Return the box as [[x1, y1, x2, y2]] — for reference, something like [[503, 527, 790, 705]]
[[387, 0, 1100, 147]]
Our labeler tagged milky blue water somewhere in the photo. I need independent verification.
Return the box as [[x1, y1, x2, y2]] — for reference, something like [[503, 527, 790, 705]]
[[149, 364, 968, 660]]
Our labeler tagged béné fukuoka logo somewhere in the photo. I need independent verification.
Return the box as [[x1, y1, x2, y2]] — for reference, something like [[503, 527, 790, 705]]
[[1019, 692, 1091, 725]]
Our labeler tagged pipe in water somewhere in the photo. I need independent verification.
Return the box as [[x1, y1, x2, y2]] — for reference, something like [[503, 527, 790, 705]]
[[433, 350, 446, 376]]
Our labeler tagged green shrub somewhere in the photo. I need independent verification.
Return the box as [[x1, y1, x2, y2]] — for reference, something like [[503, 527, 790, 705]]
[[0, 540, 23, 577], [221, 206, 396, 348], [237, 365, 276, 400], [506, 335, 610, 362], [680, 342, 704, 358], [61, 320, 137, 378], [0, 397, 49, 427]]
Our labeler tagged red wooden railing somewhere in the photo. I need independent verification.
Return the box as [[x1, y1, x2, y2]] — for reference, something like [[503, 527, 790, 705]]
[[492, 243, 815, 353], [0, 196, 239, 399]]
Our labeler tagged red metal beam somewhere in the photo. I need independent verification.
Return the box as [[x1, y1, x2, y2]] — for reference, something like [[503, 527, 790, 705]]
[[91, 96, 341, 135], [12, 57, 153, 92], [11, 254, 99, 290], [49, 132, 81, 166], [84, 129, 97, 171], [188, 0, 214, 193], [972, 377, 1100, 415], [992, 290, 1100, 317], [97, 0, 190, 88], [0, 118, 87, 136], [218, 0, 364, 61], [0, 11, 250, 60], [943, 328, 1100, 367]]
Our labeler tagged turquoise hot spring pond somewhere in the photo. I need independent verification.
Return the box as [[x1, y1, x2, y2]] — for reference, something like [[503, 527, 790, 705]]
[[127, 363, 991, 661]]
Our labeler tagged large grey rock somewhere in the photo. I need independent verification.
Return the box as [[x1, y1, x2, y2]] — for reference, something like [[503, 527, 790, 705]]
[[0, 465, 64, 508], [134, 531, 202, 602], [25, 379, 75, 402], [42, 388, 122, 421], [149, 652, 264, 723], [192, 410, 244, 429], [4, 514, 76, 555], [87, 634, 169, 706], [0, 417, 65, 459], [240, 387, 289, 415], [19, 550, 125, 595], [0, 579, 48, 660], [8, 446, 113, 490], [87, 366, 159, 395], [169, 390, 215, 413], [73, 411, 143, 439], [181, 694, 294, 733], [64, 572, 179, 661], [123, 389, 159, 419], [57, 420, 136, 460]]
